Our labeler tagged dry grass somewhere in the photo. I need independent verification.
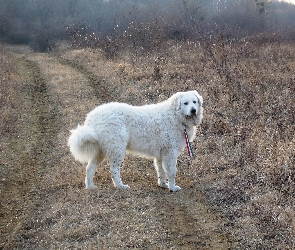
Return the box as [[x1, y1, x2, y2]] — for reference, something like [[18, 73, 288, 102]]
[[0, 38, 295, 249]]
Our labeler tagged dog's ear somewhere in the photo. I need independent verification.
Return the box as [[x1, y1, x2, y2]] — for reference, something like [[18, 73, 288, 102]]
[[170, 92, 182, 111], [193, 91, 203, 106]]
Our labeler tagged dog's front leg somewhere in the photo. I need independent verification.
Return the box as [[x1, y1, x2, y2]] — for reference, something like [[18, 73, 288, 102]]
[[154, 158, 168, 188], [162, 155, 181, 192]]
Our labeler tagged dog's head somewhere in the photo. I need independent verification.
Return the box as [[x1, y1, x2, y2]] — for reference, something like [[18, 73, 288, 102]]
[[171, 90, 203, 126]]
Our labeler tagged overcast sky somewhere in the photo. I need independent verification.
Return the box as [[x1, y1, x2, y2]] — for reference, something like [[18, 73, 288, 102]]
[[281, 0, 295, 4]]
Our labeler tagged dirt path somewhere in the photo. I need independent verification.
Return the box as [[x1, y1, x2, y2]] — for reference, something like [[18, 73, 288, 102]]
[[0, 54, 61, 247], [0, 48, 231, 249]]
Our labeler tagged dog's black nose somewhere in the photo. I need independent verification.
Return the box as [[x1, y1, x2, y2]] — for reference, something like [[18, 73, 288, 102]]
[[191, 108, 196, 114]]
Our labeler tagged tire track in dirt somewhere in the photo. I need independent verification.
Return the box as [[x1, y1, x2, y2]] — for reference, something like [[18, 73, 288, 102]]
[[159, 189, 230, 249], [0, 54, 61, 248], [58, 57, 113, 102]]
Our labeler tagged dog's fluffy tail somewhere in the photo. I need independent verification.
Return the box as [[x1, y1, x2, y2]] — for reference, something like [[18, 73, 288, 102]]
[[68, 125, 99, 163]]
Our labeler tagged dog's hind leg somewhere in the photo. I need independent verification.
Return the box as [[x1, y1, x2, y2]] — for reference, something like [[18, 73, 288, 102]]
[[154, 158, 168, 189], [109, 153, 130, 189], [85, 151, 104, 189]]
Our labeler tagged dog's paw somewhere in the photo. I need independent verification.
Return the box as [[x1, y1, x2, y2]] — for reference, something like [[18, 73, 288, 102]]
[[159, 183, 169, 189], [117, 184, 130, 189], [169, 185, 181, 192]]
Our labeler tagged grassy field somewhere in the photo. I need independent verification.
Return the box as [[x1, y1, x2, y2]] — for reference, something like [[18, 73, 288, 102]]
[[0, 38, 295, 249]]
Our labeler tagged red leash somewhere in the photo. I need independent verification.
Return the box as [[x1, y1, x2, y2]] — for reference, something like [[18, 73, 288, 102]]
[[184, 126, 194, 157]]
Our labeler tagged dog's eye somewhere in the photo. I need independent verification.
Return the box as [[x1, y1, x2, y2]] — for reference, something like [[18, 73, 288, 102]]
[[193, 101, 196, 104], [184, 102, 188, 105]]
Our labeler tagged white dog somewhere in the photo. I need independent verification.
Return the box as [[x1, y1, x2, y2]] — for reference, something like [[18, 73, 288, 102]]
[[68, 90, 203, 192]]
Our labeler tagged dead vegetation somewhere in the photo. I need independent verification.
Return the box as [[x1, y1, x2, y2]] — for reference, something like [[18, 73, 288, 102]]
[[0, 35, 295, 249]]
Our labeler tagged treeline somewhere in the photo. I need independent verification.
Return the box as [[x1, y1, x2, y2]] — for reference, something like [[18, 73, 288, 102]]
[[0, 0, 295, 52]]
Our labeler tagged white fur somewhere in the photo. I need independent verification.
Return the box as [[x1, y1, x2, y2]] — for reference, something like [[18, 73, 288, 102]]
[[68, 90, 203, 191]]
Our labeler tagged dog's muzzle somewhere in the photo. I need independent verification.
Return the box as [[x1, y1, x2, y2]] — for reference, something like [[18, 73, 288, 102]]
[[185, 108, 197, 119]]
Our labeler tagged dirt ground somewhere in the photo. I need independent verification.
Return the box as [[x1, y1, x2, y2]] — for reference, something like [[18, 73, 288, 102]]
[[0, 46, 231, 249]]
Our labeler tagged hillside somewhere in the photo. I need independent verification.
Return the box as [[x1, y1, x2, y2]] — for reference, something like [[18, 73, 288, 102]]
[[0, 39, 295, 249]]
